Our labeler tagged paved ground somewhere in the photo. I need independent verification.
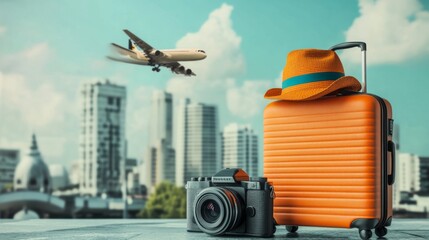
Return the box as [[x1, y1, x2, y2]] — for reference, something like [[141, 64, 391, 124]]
[[0, 219, 428, 239]]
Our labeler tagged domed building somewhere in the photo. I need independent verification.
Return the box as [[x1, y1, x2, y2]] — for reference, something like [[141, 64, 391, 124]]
[[49, 164, 70, 190], [14, 134, 51, 192]]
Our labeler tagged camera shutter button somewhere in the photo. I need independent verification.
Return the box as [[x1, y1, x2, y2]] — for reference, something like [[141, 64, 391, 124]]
[[246, 206, 256, 217]]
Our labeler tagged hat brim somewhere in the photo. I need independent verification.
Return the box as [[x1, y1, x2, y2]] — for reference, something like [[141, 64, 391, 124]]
[[264, 76, 362, 101]]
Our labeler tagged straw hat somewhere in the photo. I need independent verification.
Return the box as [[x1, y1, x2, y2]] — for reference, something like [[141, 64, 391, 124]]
[[264, 49, 361, 101]]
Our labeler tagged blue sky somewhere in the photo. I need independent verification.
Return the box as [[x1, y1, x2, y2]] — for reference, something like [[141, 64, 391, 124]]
[[1, 0, 429, 170]]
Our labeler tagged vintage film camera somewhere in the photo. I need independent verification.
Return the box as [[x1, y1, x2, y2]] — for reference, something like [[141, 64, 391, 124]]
[[186, 168, 276, 237]]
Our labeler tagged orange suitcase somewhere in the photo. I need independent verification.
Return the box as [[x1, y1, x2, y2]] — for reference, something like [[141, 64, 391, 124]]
[[263, 42, 395, 240]]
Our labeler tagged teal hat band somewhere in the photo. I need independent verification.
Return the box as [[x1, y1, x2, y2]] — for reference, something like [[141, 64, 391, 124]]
[[282, 72, 345, 89]]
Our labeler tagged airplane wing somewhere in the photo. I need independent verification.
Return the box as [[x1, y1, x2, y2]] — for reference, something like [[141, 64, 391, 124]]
[[107, 55, 195, 76], [123, 29, 155, 54], [162, 62, 196, 76]]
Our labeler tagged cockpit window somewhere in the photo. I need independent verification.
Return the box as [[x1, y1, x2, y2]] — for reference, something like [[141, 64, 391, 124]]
[[197, 50, 206, 53]]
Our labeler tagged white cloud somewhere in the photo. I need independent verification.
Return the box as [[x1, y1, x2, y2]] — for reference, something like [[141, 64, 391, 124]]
[[226, 80, 272, 118], [0, 25, 6, 35], [0, 42, 53, 77], [167, 3, 271, 120], [166, 3, 244, 103], [0, 72, 65, 127], [176, 3, 245, 80], [0, 70, 78, 164], [343, 0, 429, 64], [0, 43, 85, 164]]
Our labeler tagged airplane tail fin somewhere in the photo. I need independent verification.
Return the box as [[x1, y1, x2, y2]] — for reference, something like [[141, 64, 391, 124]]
[[128, 39, 136, 51]]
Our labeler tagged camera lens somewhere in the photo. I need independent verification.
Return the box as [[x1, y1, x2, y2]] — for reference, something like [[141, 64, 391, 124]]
[[201, 200, 221, 223], [193, 187, 243, 235]]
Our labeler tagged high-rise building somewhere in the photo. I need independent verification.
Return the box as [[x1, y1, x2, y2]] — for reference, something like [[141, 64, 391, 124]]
[[149, 91, 173, 146], [79, 80, 126, 196], [397, 153, 420, 194], [395, 153, 429, 204], [418, 157, 429, 195], [0, 149, 19, 189], [175, 99, 220, 186], [221, 123, 258, 177], [146, 91, 175, 188]]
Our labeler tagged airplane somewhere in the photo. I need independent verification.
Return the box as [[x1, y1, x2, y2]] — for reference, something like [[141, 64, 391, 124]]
[[107, 29, 207, 76]]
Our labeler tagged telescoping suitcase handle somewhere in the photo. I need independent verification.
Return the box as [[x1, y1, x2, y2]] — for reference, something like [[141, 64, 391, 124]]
[[329, 42, 367, 93], [331, 42, 397, 185]]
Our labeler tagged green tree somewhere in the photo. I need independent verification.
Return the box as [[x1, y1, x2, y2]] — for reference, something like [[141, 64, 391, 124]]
[[138, 181, 186, 218]]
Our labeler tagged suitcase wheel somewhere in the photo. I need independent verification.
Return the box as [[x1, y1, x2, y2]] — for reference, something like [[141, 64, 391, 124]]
[[285, 225, 299, 233], [375, 226, 388, 237], [358, 229, 372, 240]]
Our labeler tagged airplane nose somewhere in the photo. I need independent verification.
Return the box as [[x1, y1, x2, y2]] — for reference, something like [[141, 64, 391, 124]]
[[201, 53, 207, 59]]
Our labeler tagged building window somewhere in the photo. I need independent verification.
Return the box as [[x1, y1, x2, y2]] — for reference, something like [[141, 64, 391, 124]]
[[16, 179, 21, 184], [108, 97, 114, 105]]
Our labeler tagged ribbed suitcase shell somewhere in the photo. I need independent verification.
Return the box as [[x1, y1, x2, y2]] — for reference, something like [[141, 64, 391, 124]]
[[264, 94, 393, 229]]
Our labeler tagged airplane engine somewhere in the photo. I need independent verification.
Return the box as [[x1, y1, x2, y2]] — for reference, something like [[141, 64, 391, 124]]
[[154, 50, 161, 56], [128, 40, 133, 50], [186, 69, 193, 75], [177, 66, 185, 73]]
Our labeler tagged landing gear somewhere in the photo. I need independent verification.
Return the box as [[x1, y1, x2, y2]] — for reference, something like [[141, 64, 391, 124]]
[[151, 64, 161, 72], [359, 229, 372, 240]]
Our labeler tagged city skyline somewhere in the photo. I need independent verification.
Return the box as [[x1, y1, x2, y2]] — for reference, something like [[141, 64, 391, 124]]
[[0, 79, 264, 192], [1, 0, 429, 170]]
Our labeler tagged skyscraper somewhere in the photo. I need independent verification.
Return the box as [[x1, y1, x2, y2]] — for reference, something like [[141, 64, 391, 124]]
[[146, 91, 175, 188], [79, 80, 126, 196], [397, 154, 429, 195], [221, 123, 259, 177], [175, 99, 220, 186], [149, 91, 173, 146]]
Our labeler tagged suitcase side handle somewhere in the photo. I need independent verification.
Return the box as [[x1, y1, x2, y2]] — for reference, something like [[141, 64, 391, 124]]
[[329, 42, 367, 93], [388, 140, 396, 185]]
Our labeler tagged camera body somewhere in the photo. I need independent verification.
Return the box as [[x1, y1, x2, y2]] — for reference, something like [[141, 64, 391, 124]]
[[186, 168, 275, 237]]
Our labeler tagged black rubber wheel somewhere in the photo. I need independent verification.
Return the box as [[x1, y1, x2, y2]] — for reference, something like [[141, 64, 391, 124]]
[[286, 225, 299, 233], [359, 229, 372, 240], [375, 226, 387, 237]]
